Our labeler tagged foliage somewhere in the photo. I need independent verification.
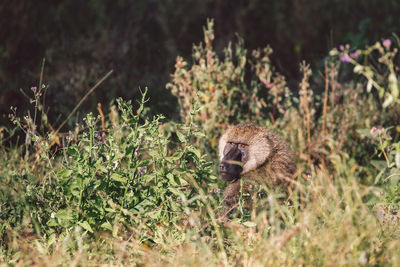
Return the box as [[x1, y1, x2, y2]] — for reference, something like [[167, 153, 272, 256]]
[[1, 88, 219, 254]]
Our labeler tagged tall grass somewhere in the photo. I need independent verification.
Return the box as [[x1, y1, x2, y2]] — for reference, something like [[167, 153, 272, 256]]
[[1, 21, 400, 266]]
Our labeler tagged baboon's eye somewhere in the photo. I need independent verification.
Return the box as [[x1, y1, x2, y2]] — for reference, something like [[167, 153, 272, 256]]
[[238, 143, 247, 149], [229, 142, 235, 146]]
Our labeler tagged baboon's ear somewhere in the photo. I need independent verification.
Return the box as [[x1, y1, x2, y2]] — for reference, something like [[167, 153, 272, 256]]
[[242, 133, 271, 174]]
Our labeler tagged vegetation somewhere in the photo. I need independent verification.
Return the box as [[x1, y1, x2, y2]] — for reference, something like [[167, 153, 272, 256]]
[[1, 20, 400, 266], [2, 0, 400, 123]]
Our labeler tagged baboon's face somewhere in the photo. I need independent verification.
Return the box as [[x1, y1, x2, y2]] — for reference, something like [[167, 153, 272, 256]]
[[219, 142, 249, 182]]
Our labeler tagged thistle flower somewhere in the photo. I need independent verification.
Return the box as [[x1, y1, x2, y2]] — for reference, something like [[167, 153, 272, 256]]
[[31, 86, 37, 92], [382, 39, 391, 49], [339, 44, 345, 51], [340, 55, 351, 63], [350, 51, 359, 58]]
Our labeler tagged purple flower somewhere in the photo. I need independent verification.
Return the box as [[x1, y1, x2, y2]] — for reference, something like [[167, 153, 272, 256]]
[[306, 173, 312, 179], [37, 195, 44, 201], [98, 140, 106, 145], [340, 56, 351, 63], [382, 39, 391, 48], [96, 132, 107, 145], [66, 131, 73, 141], [370, 126, 384, 138], [31, 86, 37, 92], [350, 52, 359, 58], [339, 44, 345, 51]]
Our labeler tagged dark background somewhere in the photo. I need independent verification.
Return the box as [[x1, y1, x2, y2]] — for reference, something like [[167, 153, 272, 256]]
[[1, 0, 399, 128]]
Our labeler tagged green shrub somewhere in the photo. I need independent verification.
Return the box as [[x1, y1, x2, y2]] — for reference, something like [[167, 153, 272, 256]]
[[1, 89, 220, 246]]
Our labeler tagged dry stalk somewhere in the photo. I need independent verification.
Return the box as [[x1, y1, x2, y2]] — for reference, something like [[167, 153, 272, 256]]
[[97, 103, 106, 132], [322, 61, 329, 135], [299, 62, 313, 168]]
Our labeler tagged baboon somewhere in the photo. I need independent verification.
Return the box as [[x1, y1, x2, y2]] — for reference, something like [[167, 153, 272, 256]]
[[218, 124, 296, 217]]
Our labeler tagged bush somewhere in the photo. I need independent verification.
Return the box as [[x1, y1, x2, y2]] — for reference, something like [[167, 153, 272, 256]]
[[1, 89, 220, 246]]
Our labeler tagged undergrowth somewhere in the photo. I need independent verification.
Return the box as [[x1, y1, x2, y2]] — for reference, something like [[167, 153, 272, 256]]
[[0, 20, 399, 266]]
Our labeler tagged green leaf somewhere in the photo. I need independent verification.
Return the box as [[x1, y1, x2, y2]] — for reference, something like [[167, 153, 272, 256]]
[[55, 209, 74, 227], [192, 130, 205, 137], [167, 151, 183, 162], [137, 160, 150, 167], [395, 153, 400, 168], [176, 130, 186, 143], [67, 147, 78, 156], [177, 176, 188, 186], [374, 168, 386, 184], [356, 128, 372, 138], [57, 169, 73, 178], [47, 218, 58, 227], [111, 173, 127, 183], [94, 159, 107, 173], [387, 168, 400, 186], [371, 160, 387, 170], [388, 73, 399, 99], [100, 222, 113, 231], [390, 175, 400, 186], [147, 209, 161, 219], [166, 173, 178, 186], [242, 221, 257, 228], [79, 221, 94, 233], [383, 94, 393, 108], [168, 187, 184, 198], [187, 146, 201, 159], [47, 233, 57, 246]]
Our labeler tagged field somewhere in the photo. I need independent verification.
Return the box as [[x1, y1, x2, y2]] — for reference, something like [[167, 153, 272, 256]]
[[1, 21, 400, 266]]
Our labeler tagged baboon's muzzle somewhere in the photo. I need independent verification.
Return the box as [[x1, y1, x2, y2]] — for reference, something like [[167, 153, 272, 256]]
[[219, 146, 243, 182]]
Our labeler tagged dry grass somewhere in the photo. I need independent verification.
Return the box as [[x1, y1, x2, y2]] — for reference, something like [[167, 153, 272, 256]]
[[2, 164, 399, 266]]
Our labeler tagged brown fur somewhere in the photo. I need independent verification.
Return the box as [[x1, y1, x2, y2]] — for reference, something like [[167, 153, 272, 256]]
[[218, 124, 296, 216]]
